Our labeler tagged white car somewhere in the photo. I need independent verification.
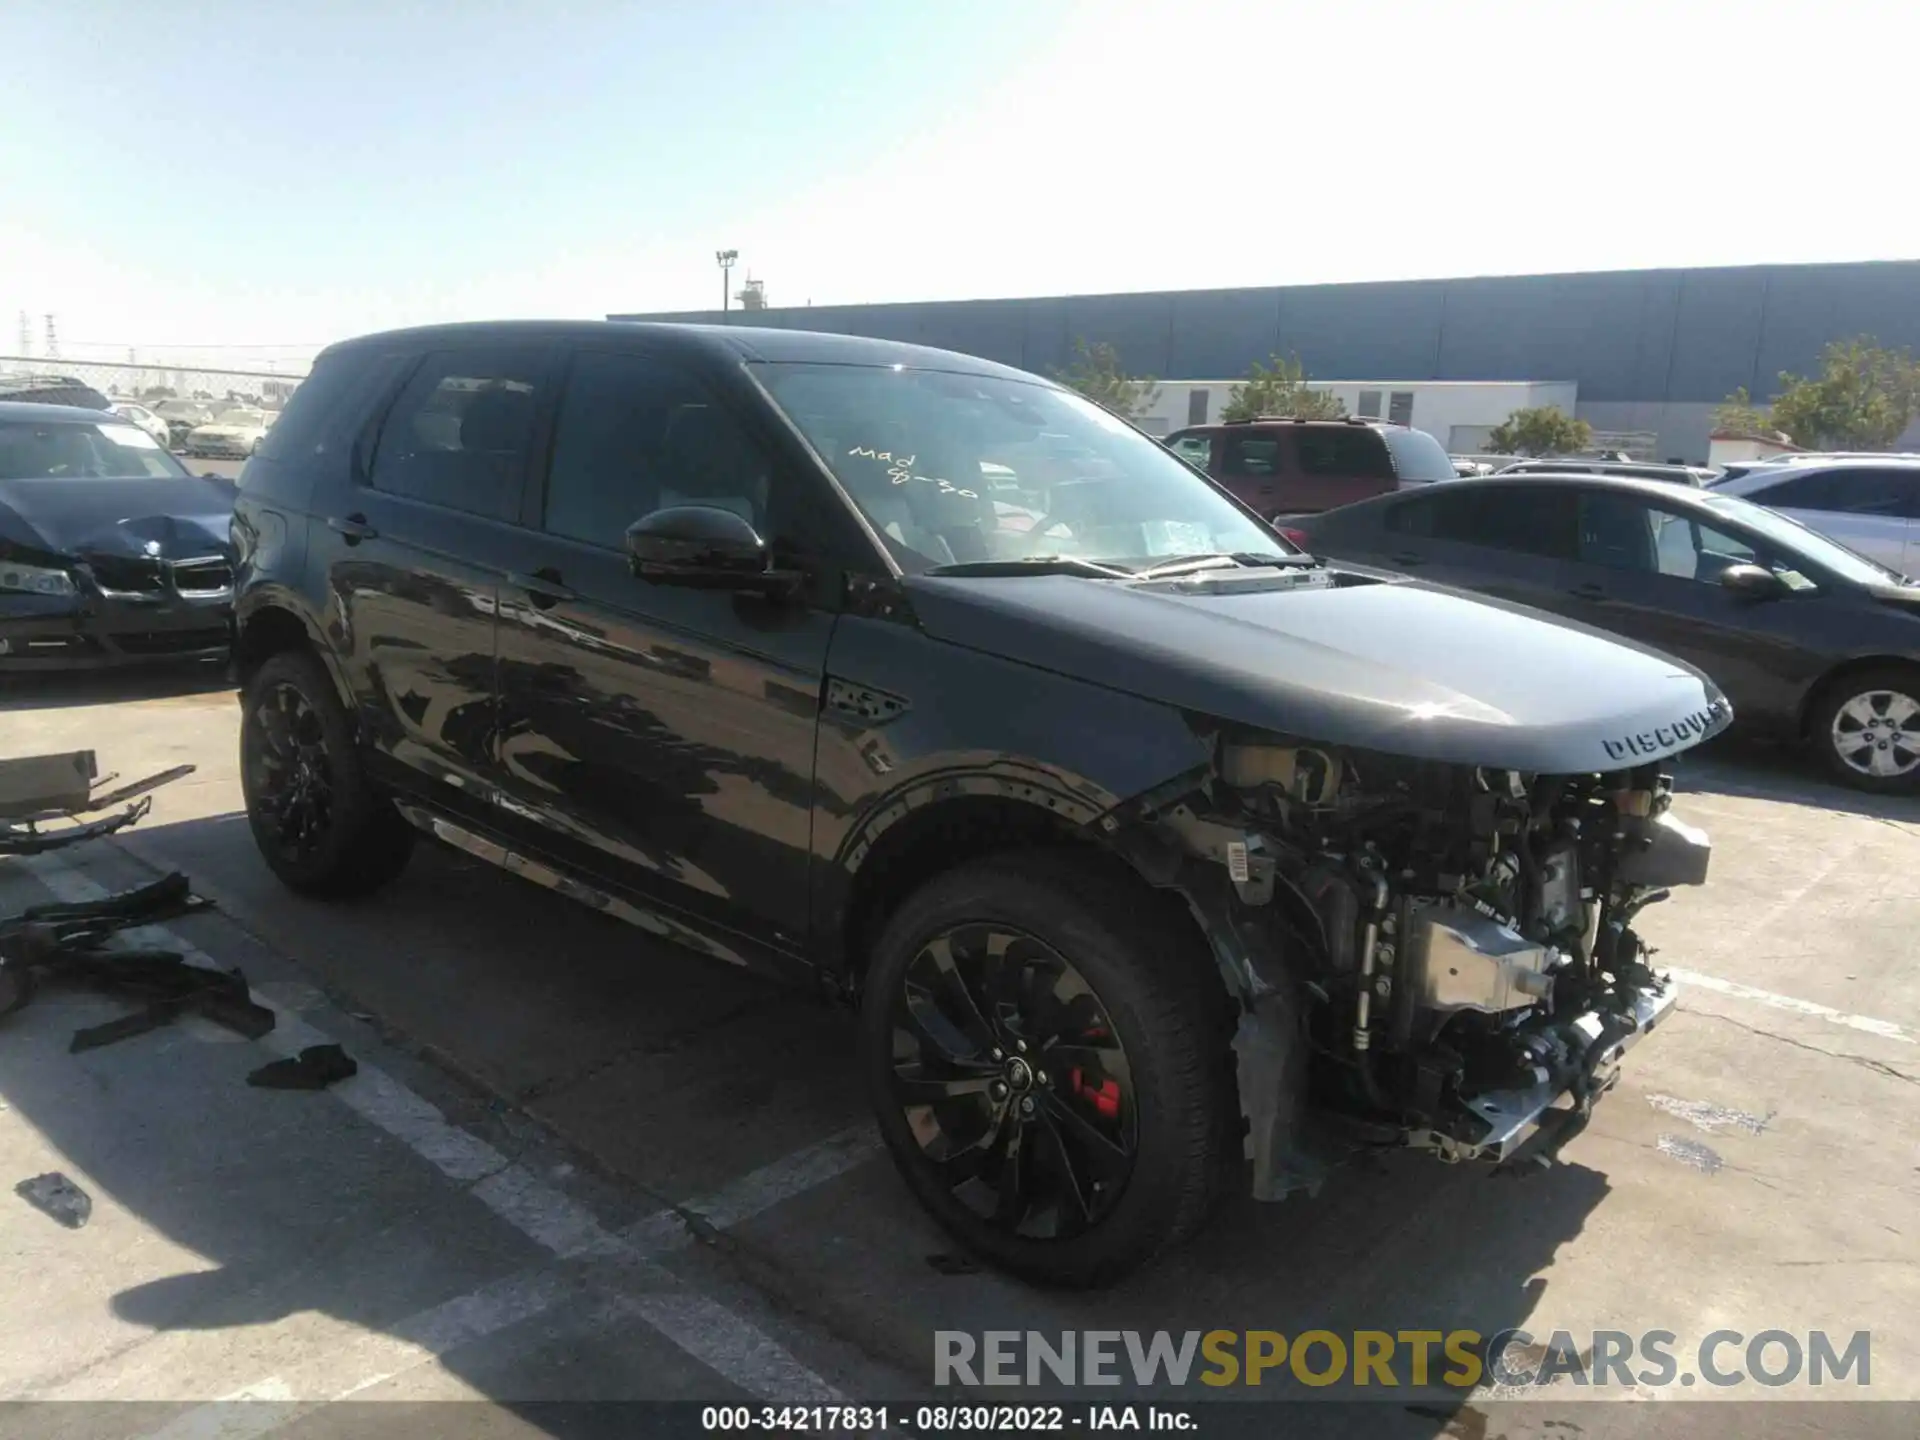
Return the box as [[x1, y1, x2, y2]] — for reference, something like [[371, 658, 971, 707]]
[[1709, 457, 1919, 576], [184, 407, 274, 459], [110, 401, 173, 447]]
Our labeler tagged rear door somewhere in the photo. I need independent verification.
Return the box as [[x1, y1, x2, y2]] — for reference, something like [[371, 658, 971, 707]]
[[1358, 483, 1584, 612], [318, 341, 559, 804], [489, 343, 842, 956], [1743, 465, 1917, 572]]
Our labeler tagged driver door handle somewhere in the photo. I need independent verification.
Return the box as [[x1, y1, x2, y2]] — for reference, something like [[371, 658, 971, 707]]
[[327, 513, 378, 543], [1567, 582, 1607, 600], [507, 568, 575, 608]]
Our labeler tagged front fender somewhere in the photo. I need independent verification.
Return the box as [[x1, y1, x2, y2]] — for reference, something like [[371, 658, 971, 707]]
[[809, 615, 1212, 954]]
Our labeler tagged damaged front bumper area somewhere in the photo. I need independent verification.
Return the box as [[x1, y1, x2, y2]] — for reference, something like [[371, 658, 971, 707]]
[[1410, 972, 1676, 1164], [1109, 729, 1714, 1198]]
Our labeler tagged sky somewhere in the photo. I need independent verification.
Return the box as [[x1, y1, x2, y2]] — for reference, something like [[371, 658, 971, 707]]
[[3, 0, 1916, 373]]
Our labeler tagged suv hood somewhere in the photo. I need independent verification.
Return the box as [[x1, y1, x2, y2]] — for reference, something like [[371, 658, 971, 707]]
[[0, 474, 236, 561], [903, 570, 1732, 772]]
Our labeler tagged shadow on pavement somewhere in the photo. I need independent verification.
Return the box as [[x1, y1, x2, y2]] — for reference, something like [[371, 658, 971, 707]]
[[0, 662, 234, 715], [1676, 734, 1920, 825], [0, 803, 1622, 1427]]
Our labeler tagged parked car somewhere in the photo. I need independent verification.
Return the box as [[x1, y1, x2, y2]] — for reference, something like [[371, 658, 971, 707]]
[[1293, 474, 1920, 791], [231, 320, 1727, 1285], [154, 399, 217, 448], [0, 401, 237, 668], [1162, 416, 1458, 521], [184, 406, 273, 458], [1707, 456, 1919, 575], [1496, 458, 1715, 487], [0, 372, 113, 411], [110, 400, 173, 447]]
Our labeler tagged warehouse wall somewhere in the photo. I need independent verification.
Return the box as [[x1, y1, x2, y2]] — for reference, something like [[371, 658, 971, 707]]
[[614, 260, 1920, 408]]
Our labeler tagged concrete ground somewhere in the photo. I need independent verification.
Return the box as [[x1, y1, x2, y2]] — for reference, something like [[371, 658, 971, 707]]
[[1, 666, 1916, 1438]]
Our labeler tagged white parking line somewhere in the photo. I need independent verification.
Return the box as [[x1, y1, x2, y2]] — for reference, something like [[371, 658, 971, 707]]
[[1665, 966, 1915, 1045], [17, 852, 877, 1415]]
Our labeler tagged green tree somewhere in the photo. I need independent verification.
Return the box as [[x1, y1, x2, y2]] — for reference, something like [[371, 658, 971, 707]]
[[1713, 386, 1774, 436], [1765, 337, 1920, 450], [1486, 405, 1593, 457], [1221, 353, 1345, 422], [1051, 339, 1160, 420]]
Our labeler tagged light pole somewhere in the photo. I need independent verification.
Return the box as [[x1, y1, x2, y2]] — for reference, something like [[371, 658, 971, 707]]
[[716, 249, 738, 318]]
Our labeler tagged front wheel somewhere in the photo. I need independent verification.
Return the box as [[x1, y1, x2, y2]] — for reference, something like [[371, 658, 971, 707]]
[[240, 650, 415, 896], [861, 851, 1238, 1288], [1810, 667, 1920, 794]]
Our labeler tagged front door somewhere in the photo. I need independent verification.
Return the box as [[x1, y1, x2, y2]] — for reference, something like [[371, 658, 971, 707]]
[[321, 342, 558, 803], [1553, 489, 1828, 726], [491, 345, 839, 956]]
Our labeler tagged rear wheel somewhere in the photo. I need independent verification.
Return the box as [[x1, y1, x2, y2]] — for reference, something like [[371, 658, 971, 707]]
[[240, 650, 414, 896], [861, 851, 1237, 1288], [1809, 666, 1920, 794]]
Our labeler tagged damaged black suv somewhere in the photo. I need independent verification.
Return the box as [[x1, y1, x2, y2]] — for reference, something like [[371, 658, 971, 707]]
[[231, 321, 1729, 1287]]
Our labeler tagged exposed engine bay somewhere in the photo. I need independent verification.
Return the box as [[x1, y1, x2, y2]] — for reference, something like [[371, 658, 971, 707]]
[[1117, 727, 1712, 1197]]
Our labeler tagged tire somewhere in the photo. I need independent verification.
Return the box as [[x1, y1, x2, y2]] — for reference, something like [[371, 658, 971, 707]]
[[1808, 665, 1920, 794], [861, 849, 1238, 1288], [239, 650, 415, 896]]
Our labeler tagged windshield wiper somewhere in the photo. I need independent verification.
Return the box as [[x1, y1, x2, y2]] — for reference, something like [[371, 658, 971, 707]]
[[922, 556, 1135, 579], [1129, 551, 1318, 581]]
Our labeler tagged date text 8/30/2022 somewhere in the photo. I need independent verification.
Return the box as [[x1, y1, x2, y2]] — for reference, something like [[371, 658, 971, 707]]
[[701, 1406, 1195, 1432]]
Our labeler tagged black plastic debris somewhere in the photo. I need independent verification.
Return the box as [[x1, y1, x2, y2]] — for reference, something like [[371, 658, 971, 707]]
[[16, 1171, 92, 1229], [926, 1252, 980, 1276], [248, 1043, 357, 1091], [0, 872, 272, 1052]]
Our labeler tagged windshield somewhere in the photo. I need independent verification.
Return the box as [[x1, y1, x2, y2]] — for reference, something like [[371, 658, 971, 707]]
[[1699, 491, 1908, 586], [755, 363, 1295, 573], [0, 418, 192, 480], [1379, 426, 1457, 482]]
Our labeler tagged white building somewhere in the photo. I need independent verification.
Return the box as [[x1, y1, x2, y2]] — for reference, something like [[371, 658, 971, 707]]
[[1133, 378, 1579, 453]]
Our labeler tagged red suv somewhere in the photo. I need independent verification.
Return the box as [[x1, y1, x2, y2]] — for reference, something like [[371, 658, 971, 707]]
[[1164, 416, 1457, 524]]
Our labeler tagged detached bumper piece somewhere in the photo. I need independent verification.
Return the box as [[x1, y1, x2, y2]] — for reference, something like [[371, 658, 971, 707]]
[[1409, 975, 1678, 1165], [0, 872, 274, 1050], [0, 751, 196, 857]]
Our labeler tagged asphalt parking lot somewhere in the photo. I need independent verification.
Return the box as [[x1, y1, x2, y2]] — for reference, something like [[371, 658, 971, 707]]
[[2, 668, 1917, 1436]]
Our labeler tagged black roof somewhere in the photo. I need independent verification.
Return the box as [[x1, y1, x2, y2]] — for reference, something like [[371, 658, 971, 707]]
[[0, 399, 119, 423], [323, 319, 1046, 383]]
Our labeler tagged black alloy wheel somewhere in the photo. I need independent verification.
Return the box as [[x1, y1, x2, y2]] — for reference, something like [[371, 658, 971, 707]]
[[245, 680, 335, 867], [888, 922, 1138, 1241], [239, 650, 414, 897], [862, 852, 1240, 1288]]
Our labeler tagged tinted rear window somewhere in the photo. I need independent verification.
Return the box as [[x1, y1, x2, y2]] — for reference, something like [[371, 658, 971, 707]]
[[254, 348, 410, 467], [1379, 426, 1457, 482], [1295, 427, 1393, 479]]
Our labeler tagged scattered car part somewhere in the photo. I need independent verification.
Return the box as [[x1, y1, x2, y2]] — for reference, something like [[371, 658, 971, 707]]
[[15, 1171, 92, 1229], [247, 1043, 357, 1090], [0, 752, 196, 856], [0, 871, 272, 1052]]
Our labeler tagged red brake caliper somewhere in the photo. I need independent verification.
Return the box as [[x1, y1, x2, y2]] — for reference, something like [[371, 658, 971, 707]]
[[1069, 1066, 1121, 1120]]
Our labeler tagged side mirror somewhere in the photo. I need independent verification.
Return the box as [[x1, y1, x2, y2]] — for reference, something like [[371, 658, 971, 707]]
[[624, 505, 800, 594], [1718, 562, 1784, 599]]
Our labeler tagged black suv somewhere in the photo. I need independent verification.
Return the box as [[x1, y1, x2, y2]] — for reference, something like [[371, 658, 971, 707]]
[[232, 321, 1727, 1286]]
